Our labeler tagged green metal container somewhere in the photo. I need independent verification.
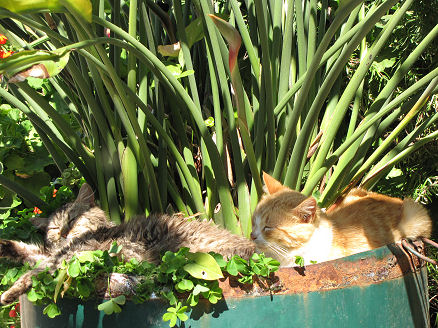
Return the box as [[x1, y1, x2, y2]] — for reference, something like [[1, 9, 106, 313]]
[[20, 243, 429, 328]]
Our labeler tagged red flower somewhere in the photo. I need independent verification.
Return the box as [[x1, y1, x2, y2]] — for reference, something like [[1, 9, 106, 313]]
[[8, 309, 16, 318], [52, 189, 58, 198], [10, 326, 15, 328], [33, 207, 42, 215], [15, 303, 20, 313], [0, 34, 7, 45], [0, 50, 13, 58]]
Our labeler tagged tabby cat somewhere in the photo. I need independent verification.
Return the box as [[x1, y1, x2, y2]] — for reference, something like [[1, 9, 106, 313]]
[[0, 184, 255, 304], [250, 172, 432, 267]]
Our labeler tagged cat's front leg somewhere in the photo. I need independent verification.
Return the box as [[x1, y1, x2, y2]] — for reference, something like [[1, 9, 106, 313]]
[[0, 268, 43, 304], [0, 240, 46, 266]]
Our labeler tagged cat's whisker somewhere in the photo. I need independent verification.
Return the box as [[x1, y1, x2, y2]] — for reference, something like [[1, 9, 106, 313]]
[[266, 242, 288, 258]]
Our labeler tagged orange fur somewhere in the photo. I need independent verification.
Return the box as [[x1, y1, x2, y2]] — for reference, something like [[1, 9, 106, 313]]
[[251, 174, 432, 267]]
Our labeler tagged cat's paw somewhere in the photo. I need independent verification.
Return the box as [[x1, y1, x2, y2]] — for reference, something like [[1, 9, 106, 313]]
[[0, 290, 17, 305]]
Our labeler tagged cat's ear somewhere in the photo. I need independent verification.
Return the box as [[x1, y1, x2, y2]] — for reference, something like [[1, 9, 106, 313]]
[[75, 183, 95, 206], [263, 172, 287, 195], [295, 197, 317, 223]]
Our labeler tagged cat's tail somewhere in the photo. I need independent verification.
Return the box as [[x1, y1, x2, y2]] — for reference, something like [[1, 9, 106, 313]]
[[399, 198, 432, 240]]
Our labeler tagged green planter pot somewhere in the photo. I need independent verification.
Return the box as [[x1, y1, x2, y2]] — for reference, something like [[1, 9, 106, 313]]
[[20, 243, 429, 328]]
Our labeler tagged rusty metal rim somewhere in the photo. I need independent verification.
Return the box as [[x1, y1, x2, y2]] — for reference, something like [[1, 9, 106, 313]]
[[90, 242, 426, 300], [218, 242, 425, 298]]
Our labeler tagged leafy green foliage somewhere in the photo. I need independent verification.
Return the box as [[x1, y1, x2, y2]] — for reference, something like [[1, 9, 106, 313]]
[[0, 103, 52, 210], [2, 242, 279, 327], [98, 295, 126, 315], [0, 259, 28, 327]]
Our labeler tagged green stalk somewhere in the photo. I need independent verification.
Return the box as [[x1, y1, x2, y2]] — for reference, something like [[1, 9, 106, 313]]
[[96, 10, 239, 227], [47, 37, 206, 217], [277, 0, 295, 103], [13, 83, 97, 182], [283, 0, 396, 189], [127, 0, 137, 93], [254, 0, 275, 171], [273, 2, 379, 117], [295, 0, 307, 78], [32, 124, 66, 173], [229, 0, 260, 82], [193, 1, 245, 233], [351, 76, 438, 185], [173, 0, 204, 200], [273, 0, 365, 179], [319, 20, 438, 204], [361, 129, 438, 190], [301, 65, 438, 195], [307, 0, 411, 182]]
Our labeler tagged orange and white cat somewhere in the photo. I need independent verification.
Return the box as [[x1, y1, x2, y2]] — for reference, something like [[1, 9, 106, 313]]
[[251, 173, 432, 267]]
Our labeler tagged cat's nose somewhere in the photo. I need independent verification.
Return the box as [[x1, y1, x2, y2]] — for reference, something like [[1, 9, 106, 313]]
[[250, 232, 257, 240]]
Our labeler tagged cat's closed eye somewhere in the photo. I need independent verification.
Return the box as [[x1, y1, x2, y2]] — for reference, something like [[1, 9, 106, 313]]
[[263, 226, 272, 231]]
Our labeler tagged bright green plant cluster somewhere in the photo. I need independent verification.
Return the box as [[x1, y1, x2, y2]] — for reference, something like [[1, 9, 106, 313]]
[[12, 244, 279, 327], [0, 259, 27, 327]]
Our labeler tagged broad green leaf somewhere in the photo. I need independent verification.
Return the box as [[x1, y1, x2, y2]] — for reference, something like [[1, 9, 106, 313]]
[[157, 42, 181, 57], [226, 259, 238, 276], [0, 49, 70, 83], [77, 280, 91, 298], [43, 303, 61, 318], [185, 17, 204, 48], [177, 70, 195, 79], [162, 312, 177, 327], [295, 256, 305, 267], [60, 0, 91, 22], [192, 284, 209, 296], [184, 252, 224, 280], [98, 299, 122, 315], [176, 279, 194, 291], [109, 242, 123, 255], [112, 295, 126, 305], [0, 0, 91, 22], [76, 251, 96, 263], [27, 288, 42, 302], [67, 258, 80, 277], [187, 293, 199, 306], [208, 14, 241, 72], [0, 0, 62, 13], [176, 311, 188, 321]]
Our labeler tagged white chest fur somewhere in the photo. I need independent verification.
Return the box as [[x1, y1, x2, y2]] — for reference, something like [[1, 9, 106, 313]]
[[284, 221, 334, 266]]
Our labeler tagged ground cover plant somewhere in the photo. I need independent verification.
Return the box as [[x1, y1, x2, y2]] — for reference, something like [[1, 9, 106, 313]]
[[0, 0, 437, 326]]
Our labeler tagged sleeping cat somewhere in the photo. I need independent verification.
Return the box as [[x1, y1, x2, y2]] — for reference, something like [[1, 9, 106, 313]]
[[250, 172, 432, 267], [0, 184, 255, 304]]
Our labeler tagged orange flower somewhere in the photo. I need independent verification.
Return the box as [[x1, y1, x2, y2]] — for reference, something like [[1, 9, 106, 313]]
[[0, 34, 7, 45], [52, 189, 58, 197], [33, 207, 42, 215], [0, 50, 13, 58]]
